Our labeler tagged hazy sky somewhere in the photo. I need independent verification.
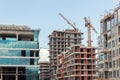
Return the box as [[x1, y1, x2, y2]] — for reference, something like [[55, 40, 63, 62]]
[[39, 48, 49, 62], [0, 0, 119, 48]]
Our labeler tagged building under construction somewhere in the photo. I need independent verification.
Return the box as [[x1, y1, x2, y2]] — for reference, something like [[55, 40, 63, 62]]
[[56, 19, 98, 80], [48, 29, 83, 80], [57, 45, 97, 80], [39, 61, 50, 80], [0, 24, 39, 80], [98, 5, 120, 80]]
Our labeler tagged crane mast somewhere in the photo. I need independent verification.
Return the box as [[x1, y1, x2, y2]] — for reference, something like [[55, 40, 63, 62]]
[[84, 17, 97, 47], [59, 13, 78, 32]]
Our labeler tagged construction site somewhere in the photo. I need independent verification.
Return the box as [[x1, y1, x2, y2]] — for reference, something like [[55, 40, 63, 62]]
[[48, 29, 83, 79], [48, 13, 98, 80], [98, 3, 120, 80], [57, 45, 97, 80], [39, 2, 120, 80], [0, 1, 119, 80]]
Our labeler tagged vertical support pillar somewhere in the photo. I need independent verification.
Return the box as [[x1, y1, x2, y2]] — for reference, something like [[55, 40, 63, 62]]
[[16, 34, 18, 40], [0, 68, 2, 80], [85, 77, 87, 80], [91, 49, 94, 80], [34, 51, 35, 57], [84, 48, 87, 77], [16, 67, 18, 80]]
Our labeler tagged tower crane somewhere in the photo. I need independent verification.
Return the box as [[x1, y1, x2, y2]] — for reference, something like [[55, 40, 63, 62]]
[[59, 13, 78, 32], [84, 17, 98, 47]]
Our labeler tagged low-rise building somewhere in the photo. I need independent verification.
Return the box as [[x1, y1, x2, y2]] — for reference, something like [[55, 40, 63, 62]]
[[39, 61, 50, 80], [57, 45, 97, 80]]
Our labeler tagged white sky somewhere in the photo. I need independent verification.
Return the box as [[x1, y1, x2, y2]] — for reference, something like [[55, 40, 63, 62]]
[[39, 48, 49, 62]]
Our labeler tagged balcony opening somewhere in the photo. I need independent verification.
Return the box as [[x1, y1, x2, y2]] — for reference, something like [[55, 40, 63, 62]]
[[87, 49, 91, 52], [87, 54, 91, 58], [81, 54, 84, 58], [88, 77, 92, 80], [81, 49, 83, 52], [87, 65, 92, 69], [82, 77, 84, 80], [2, 67, 16, 80], [18, 34, 34, 41], [0, 34, 16, 41], [81, 66, 84, 69], [18, 67, 26, 80], [88, 71, 92, 74]]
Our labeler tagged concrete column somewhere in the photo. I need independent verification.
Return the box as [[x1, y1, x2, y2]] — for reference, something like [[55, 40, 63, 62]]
[[16, 67, 18, 80], [34, 51, 36, 57], [16, 34, 19, 40], [0, 68, 2, 80]]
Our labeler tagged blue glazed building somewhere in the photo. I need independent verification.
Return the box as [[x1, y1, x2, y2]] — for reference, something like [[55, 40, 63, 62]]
[[0, 25, 39, 80]]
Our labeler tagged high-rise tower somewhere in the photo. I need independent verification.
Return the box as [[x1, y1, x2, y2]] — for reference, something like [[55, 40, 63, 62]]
[[98, 5, 120, 80], [48, 29, 83, 80]]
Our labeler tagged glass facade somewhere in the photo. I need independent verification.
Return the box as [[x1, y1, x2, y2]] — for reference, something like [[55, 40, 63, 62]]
[[0, 28, 39, 80], [26, 67, 39, 80], [0, 40, 38, 48]]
